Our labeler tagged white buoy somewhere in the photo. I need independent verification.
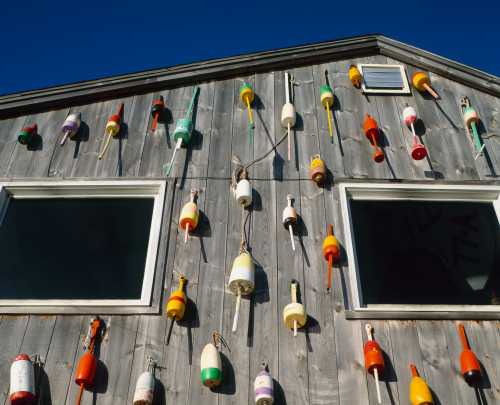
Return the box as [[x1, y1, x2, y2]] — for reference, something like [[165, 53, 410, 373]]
[[281, 72, 296, 161], [60, 112, 81, 146], [228, 251, 255, 332], [133, 357, 156, 405], [236, 179, 252, 207], [282, 194, 297, 251], [254, 362, 274, 405], [282, 280, 306, 337], [10, 354, 36, 405]]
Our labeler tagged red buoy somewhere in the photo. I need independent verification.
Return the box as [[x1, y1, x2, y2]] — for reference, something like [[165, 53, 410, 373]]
[[458, 324, 482, 386], [363, 114, 384, 163], [10, 354, 36, 405], [364, 324, 384, 404]]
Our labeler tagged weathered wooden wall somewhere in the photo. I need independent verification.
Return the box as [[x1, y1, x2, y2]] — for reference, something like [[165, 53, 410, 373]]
[[0, 55, 499, 405]]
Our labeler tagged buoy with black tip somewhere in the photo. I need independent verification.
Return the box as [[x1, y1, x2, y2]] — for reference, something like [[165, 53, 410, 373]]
[[409, 364, 433, 405], [179, 189, 199, 244], [281, 72, 296, 161], [283, 280, 306, 337], [254, 362, 274, 405], [166, 275, 188, 345], [98, 103, 124, 160], [402, 105, 427, 160], [201, 332, 229, 389], [10, 354, 36, 405], [309, 154, 326, 186], [149, 96, 165, 133], [164, 87, 199, 176], [460, 96, 486, 160], [323, 224, 340, 291], [320, 82, 334, 140], [363, 114, 385, 163], [412, 72, 439, 100], [364, 324, 384, 404], [60, 112, 81, 146], [75, 317, 104, 405], [458, 323, 482, 386], [228, 250, 255, 333], [133, 356, 156, 405], [349, 65, 362, 88], [18, 124, 38, 146], [282, 194, 297, 251]]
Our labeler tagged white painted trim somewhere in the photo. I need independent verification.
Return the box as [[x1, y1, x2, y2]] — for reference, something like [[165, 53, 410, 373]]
[[358, 63, 411, 95], [339, 182, 500, 315], [0, 180, 166, 310]]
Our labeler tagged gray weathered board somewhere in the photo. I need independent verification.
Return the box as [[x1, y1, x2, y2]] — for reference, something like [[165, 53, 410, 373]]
[[0, 52, 498, 405]]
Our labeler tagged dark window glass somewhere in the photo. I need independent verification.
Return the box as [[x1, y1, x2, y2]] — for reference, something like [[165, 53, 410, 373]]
[[0, 198, 154, 300], [350, 200, 499, 305]]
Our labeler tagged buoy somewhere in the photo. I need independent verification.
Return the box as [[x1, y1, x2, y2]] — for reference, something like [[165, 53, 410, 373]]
[[323, 224, 340, 291], [309, 154, 326, 186], [457, 324, 482, 386], [281, 72, 296, 161], [409, 364, 433, 405], [75, 317, 104, 405], [283, 280, 306, 337], [254, 362, 274, 405], [282, 194, 297, 251], [320, 84, 334, 140], [10, 354, 36, 405], [402, 105, 427, 160], [460, 96, 486, 160], [179, 189, 199, 244], [164, 87, 199, 176], [18, 124, 37, 146], [364, 324, 385, 405], [98, 103, 124, 160], [149, 96, 165, 133], [166, 275, 188, 345], [240, 82, 255, 126], [349, 65, 362, 88], [363, 114, 385, 163], [412, 72, 439, 100], [133, 357, 156, 405], [201, 332, 229, 389], [228, 251, 255, 333], [60, 112, 81, 146], [235, 167, 252, 207]]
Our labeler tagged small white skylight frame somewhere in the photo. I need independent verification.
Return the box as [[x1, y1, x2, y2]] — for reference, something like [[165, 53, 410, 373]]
[[0, 180, 166, 312], [358, 63, 411, 95], [339, 182, 500, 319]]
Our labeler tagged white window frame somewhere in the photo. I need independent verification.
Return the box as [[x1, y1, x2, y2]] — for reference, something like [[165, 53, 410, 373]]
[[0, 180, 166, 309], [358, 63, 411, 95], [339, 182, 500, 318]]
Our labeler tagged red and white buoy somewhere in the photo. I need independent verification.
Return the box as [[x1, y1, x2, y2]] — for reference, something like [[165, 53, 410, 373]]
[[133, 357, 156, 405], [10, 354, 36, 405], [402, 105, 427, 160]]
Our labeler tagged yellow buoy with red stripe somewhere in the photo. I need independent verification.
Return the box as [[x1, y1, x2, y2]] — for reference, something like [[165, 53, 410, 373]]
[[166, 275, 188, 345], [179, 189, 199, 243], [409, 364, 434, 405]]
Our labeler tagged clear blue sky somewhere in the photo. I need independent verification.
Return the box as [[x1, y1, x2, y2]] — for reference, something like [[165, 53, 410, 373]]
[[1, 0, 498, 96]]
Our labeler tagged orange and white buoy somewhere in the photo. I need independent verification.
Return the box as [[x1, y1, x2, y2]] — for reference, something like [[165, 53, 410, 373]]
[[364, 324, 385, 404], [179, 189, 199, 243], [402, 105, 427, 160]]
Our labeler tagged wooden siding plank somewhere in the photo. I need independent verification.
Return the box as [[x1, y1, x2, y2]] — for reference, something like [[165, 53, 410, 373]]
[[0, 116, 28, 176]]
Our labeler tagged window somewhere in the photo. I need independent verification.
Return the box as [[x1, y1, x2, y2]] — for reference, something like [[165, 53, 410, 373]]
[[339, 182, 500, 318], [358, 64, 411, 94], [0, 180, 166, 312]]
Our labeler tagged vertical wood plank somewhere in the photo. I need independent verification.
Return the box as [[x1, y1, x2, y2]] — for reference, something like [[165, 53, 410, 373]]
[[0, 116, 28, 176]]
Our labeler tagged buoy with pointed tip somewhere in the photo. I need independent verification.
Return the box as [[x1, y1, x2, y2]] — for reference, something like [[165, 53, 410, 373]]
[[349, 65, 362, 88], [166, 275, 188, 345], [164, 87, 199, 176], [412, 72, 439, 100], [281, 72, 296, 161], [460, 96, 485, 160], [150, 96, 165, 133], [98, 103, 124, 160], [254, 362, 274, 405], [323, 224, 340, 291], [363, 114, 385, 163], [409, 364, 433, 405], [364, 324, 384, 405], [10, 354, 36, 405], [458, 324, 482, 386], [282, 194, 297, 251], [18, 124, 38, 146], [228, 251, 255, 332], [402, 105, 427, 160], [133, 357, 156, 405], [60, 113, 81, 146], [283, 280, 306, 337], [201, 332, 229, 388], [320, 84, 334, 140], [240, 82, 255, 126], [309, 154, 326, 186], [179, 189, 199, 243]]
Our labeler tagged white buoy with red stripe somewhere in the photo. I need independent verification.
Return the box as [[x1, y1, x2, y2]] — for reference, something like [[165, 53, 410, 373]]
[[282, 194, 297, 251], [254, 362, 274, 404], [10, 354, 36, 405], [281, 72, 296, 161], [179, 189, 199, 243], [133, 357, 156, 405]]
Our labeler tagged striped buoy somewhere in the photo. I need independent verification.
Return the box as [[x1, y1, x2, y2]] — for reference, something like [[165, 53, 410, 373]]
[[10, 354, 36, 405], [254, 363, 274, 404], [201, 332, 229, 389]]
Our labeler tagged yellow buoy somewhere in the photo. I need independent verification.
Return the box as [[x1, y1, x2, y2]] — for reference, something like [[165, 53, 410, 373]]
[[412, 72, 439, 100], [349, 65, 362, 88], [320, 84, 334, 140], [409, 364, 434, 405], [282, 280, 306, 337], [240, 82, 255, 125], [166, 275, 188, 345]]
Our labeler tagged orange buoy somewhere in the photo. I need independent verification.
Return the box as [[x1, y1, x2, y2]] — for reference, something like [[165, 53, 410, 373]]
[[364, 324, 384, 404], [322, 224, 340, 291], [409, 364, 433, 405], [363, 114, 384, 163], [458, 324, 482, 386], [412, 72, 439, 100], [179, 189, 199, 243]]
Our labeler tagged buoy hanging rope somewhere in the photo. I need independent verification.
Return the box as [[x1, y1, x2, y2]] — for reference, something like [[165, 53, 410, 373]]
[[412, 72, 439, 100], [149, 96, 165, 133], [364, 324, 385, 404], [460, 96, 486, 160], [281, 72, 296, 161], [323, 224, 340, 290], [164, 86, 200, 176], [402, 105, 427, 161], [282, 194, 297, 251], [60, 112, 81, 146], [133, 356, 157, 405], [283, 280, 306, 337], [457, 323, 482, 386], [98, 103, 124, 160], [166, 275, 188, 345]]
